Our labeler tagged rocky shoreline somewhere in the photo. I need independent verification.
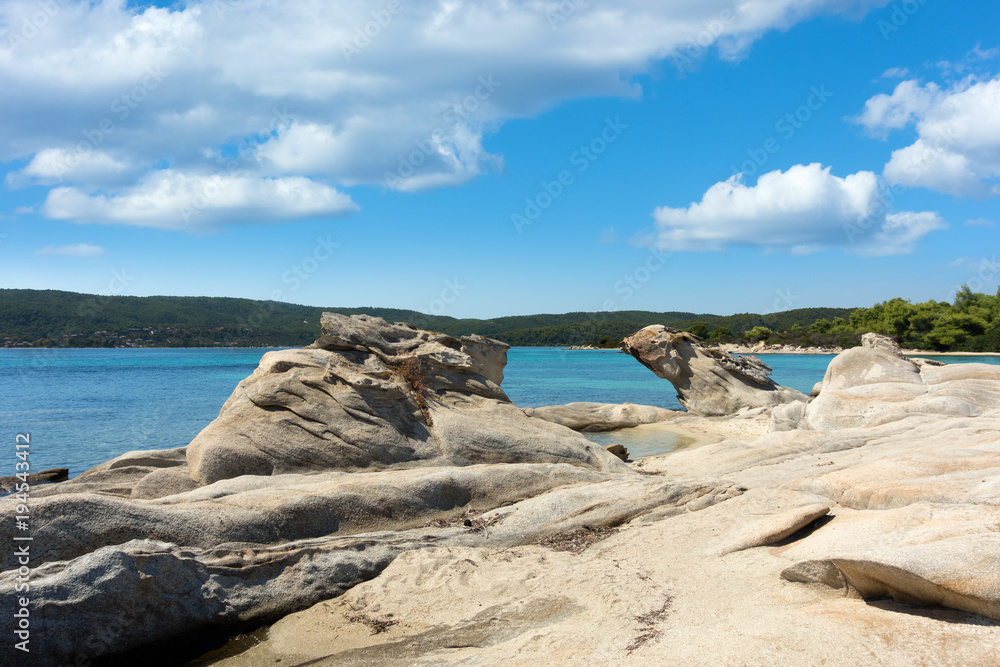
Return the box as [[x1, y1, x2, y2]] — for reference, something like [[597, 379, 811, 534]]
[[714, 341, 844, 354], [3, 318, 999, 665]]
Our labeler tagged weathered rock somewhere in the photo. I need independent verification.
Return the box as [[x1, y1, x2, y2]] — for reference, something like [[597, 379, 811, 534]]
[[3, 464, 612, 569], [771, 336, 1000, 433], [605, 444, 629, 461], [131, 466, 201, 500], [186, 314, 627, 485], [81, 446, 188, 475], [8, 324, 1000, 665], [621, 326, 807, 416], [779, 503, 1000, 620], [29, 447, 194, 499], [715, 342, 844, 355], [860, 331, 907, 358], [0, 467, 67, 493], [0, 469, 742, 664], [523, 401, 677, 431], [716, 503, 830, 555], [32, 465, 159, 499]]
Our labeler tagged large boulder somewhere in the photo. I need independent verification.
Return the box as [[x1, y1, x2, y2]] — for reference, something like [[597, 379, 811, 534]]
[[771, 331, 997, 432], [523, 401, 677, 431], [186, 314, 627, 485], [620, 325, 807, 416]]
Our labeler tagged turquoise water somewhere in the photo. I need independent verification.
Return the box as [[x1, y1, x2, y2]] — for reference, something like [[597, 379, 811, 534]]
[[2, 347, 998, 476]]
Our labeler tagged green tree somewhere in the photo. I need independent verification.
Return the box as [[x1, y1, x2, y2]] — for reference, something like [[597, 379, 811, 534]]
[[745, 326, 773, 342], [809, 318, 831, 334], [923, 313, 990, 350]]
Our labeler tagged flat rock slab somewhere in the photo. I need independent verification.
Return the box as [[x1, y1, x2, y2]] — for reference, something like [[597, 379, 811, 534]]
[[717, 503, 831, 555], [524, 402, 678, 432]]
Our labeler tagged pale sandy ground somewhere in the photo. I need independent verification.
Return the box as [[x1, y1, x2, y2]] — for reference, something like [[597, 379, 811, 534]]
[[214, 491, 1000, 667], [211, 412, 1000, 667]]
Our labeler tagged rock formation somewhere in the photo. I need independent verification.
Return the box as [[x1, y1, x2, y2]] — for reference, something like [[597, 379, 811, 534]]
[[523, 401, 677, 431], [184, 313, 626, 486], [621, 325, 808, 415], [5, 323, 1000, 665], [0, 467, 67, 493]]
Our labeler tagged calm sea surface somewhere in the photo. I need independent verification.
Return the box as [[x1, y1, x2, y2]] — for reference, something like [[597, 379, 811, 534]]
[[2, 347, 997, 476]]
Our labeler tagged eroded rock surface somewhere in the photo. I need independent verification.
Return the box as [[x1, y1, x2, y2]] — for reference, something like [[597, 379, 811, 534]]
[[523, 401, 677, 431], [186, 314, 627, 485], [621, 325, 807, 415], [5, 324, 1000, 665], [0, 465, 738, 664]]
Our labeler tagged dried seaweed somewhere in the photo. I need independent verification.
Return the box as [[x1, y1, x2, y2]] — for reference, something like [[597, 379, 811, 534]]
[[625, 596, 673, 654], [345, 612, 399, 635], [532, 525, 622, 554]]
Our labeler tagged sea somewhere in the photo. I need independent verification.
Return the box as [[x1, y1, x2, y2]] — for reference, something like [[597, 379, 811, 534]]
[[3, 347, 998, 477]]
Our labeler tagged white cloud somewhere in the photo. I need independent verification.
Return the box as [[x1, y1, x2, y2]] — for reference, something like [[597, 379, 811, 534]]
[[645, 163, 945, 256], [0, 0, 894, 228], [880, 67, 911, 79], [10, 148, 136, 188], [936, 44, 1000, 78], [966, 218, 997, 227], [853, 80, 940, 137], [36, 243, 106, 257], [866, 210, 947, 256], [41, 170, 358, 231], [858, 75, 1000, 197]]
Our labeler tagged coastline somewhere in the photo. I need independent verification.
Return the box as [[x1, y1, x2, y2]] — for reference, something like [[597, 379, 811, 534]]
[[714, 343, 1000, 357], [902, 350, 1000, 356]]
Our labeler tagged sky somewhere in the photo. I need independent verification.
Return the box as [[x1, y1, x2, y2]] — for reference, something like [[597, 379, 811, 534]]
[[1, 0, 998, 319]]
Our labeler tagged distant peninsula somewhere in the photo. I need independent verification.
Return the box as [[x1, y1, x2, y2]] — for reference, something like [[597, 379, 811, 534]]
[[1, 287, 997, 352]]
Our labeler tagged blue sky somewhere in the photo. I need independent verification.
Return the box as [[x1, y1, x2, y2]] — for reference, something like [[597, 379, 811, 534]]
[[1, 0, 998, 318]]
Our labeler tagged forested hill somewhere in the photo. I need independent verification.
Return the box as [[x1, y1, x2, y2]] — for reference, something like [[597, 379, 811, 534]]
[[0, 289, 854, 348]]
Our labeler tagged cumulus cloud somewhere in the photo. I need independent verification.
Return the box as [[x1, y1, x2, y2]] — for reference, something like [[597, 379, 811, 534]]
[[856, 75, 1000, 197], [854, 80, 940, 137], [36, 243, 106, 257], [645, 163, 945, 256], [9, 148, 136, 188], [0, 0, 893, 228], [42, 170, 358, 231]]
